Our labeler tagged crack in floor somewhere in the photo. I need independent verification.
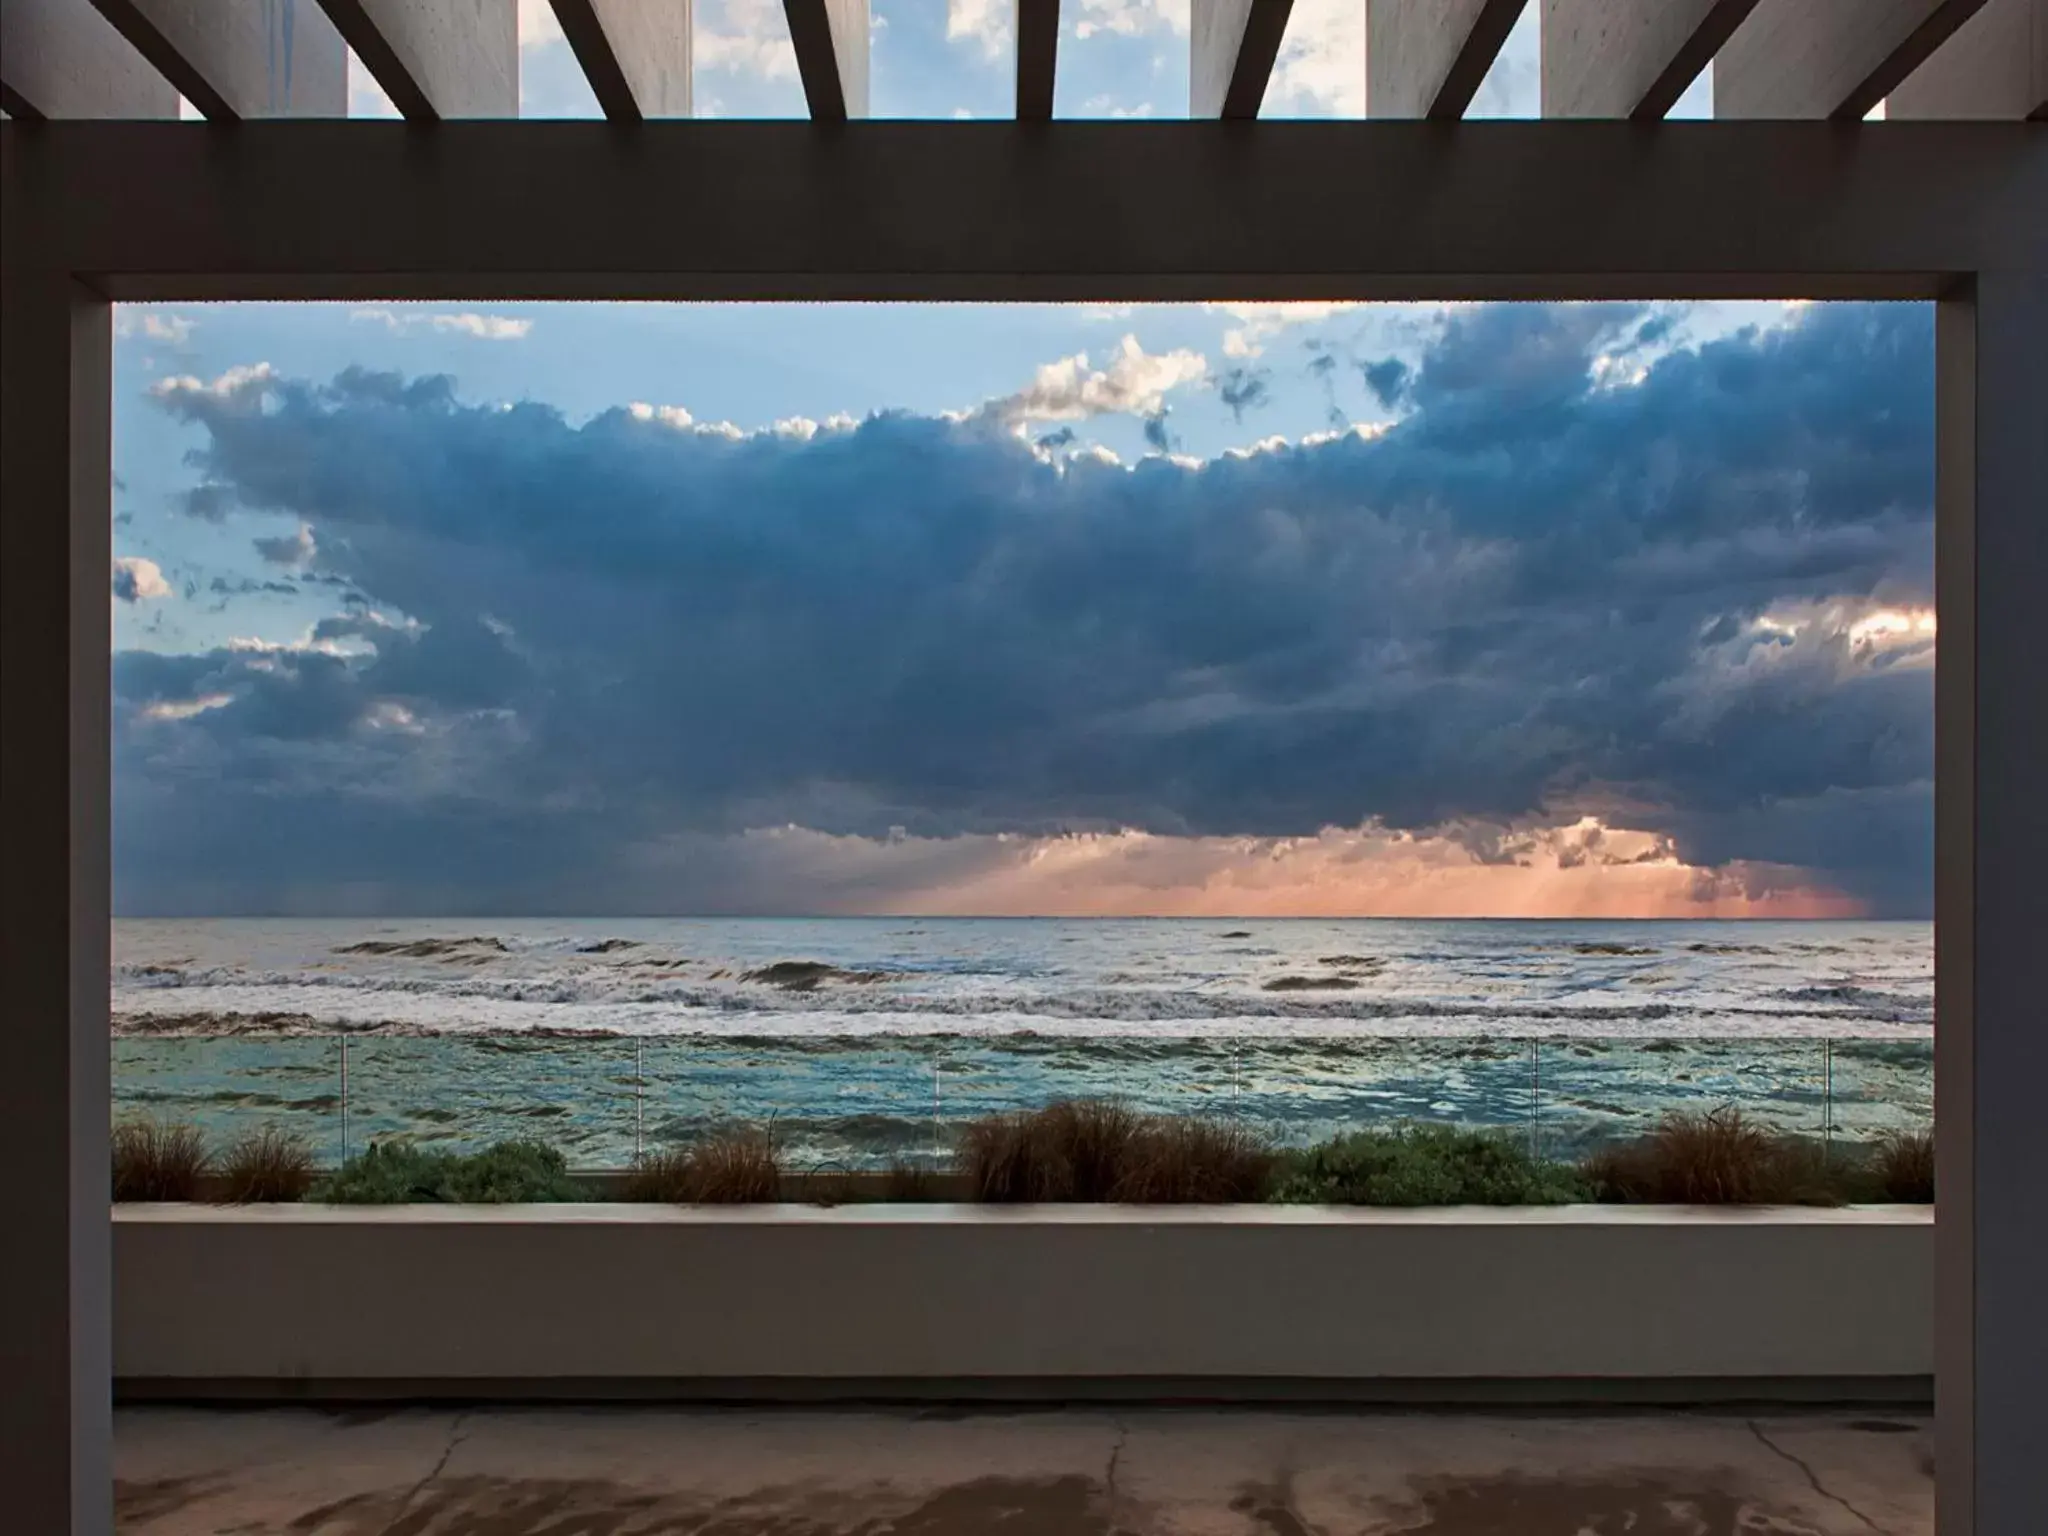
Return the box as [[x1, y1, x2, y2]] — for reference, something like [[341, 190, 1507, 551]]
[[380, 1409, 471, 1534], [1747, 1419, 1888, 1535], [1103, 1416, 1129, 1526]]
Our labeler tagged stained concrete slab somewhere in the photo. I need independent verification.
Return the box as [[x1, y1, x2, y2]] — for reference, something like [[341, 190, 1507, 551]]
[[113, 1404, 1934, 1534]]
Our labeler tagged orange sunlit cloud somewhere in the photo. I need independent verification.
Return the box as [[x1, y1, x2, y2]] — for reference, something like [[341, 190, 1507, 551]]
[[655, 817, 1863, 919]]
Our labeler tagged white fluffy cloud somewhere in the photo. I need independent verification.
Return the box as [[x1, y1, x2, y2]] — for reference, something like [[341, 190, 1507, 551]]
[[696, 0, 800, 80], [351, 310, 533, 341], [1267, 0, 1365, 116], [112, 557, 172, 604], [149, 362, 277, 403], [1073, 0, 1189, 39], [516, 0, 563, 46], [1206, 301, 1362, 359], [115, 310, 195, 345], [979, 334, 1207, 427], [946, 0, 1010, 58]]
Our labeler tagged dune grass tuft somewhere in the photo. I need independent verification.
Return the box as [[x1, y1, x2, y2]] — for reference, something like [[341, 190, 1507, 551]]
[[685, 1127, 783, 1203], [619, 1126, 783, 1203], [1872, 1128, 1935, 1203], [880, 1159, 942, 1202], [1114, 1116, 1276, 1203], [958, 1099, 1274, 1204], [958, 1100, 1147, 1203], [1580, 1108, 1850, 1206], [618, 1146, 697, 1202], [111, 1117, 212, 1202], [957, 1111, 1061, 1203], [215, 1124, 316, 1203]]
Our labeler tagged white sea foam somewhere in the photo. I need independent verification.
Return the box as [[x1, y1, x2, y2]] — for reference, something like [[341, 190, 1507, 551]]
[[112, 916, 1934, 1040]]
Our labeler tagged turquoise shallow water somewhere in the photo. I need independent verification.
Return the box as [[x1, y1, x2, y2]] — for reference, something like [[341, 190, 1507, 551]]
[[112, 917, 1933, 1169]]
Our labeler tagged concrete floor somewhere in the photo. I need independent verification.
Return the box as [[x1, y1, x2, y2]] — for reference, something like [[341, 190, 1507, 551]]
[[114, 1404, 1934, 1535]]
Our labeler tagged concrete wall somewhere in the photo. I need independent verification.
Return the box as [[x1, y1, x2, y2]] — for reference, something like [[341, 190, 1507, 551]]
[[114, 1205, 1933, 1396]]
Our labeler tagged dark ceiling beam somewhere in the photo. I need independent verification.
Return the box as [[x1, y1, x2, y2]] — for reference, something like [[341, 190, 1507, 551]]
[[7, 122, 2040, 302], [784, 0, 868, 120], [1016, 0, 1058, 121]]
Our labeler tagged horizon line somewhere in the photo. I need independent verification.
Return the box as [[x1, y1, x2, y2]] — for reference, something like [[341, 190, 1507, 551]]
[[110, 912, 1925, 923]]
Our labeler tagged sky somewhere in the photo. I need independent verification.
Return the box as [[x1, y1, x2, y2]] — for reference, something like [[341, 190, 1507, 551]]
[[110, 290, 1935, 919], [109, 7, 1931, 921]]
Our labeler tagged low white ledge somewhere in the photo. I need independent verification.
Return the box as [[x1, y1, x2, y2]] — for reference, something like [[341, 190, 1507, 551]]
[[114, 1204, 1932, 1397]]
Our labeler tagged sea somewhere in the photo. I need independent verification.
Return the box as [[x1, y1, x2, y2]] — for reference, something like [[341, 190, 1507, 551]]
[[112, 917, 1934, 1169]]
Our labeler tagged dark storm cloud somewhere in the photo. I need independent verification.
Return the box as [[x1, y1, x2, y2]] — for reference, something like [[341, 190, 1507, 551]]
[[181, 483, 239, 521], [1361, 358, 1409, 410], [1216, 366, 1272, 423], [253, 525, 315, 565], [120, 303, 1936, 913]]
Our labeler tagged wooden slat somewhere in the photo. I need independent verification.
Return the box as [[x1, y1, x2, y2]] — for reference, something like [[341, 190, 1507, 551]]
[[1889, 0, 2046, 120], [1, 0, 178, 119], [550, 0, 692, 121], [1541, 0, 1759, 120], [1367, 0, 1528, 120], [87, 0, 344, 119], [1191, 0, 1294, 119], [1716, 0, 1991, 121], [316, 0, 517, 121]]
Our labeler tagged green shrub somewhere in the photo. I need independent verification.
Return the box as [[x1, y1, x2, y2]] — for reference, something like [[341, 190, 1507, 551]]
[[316, 1139, 582, 1204], [1272, 1124, 1586, 1206]]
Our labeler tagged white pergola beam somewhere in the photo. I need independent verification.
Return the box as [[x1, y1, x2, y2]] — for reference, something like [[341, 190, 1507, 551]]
[[1716, 0, 1991, 120], [1889, 0, 2046, 119], [317, 0, 516, 121], [85, 0, 343, 119], [550, 0, 691, 121], [0, 0, 178, 118], [1191, 0, 1294, 119], [1541, 0, 1759, 120], [784, 0, 868, 120], [1016, 0, 1058, 120], [1367, 0, 1528, 119]]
